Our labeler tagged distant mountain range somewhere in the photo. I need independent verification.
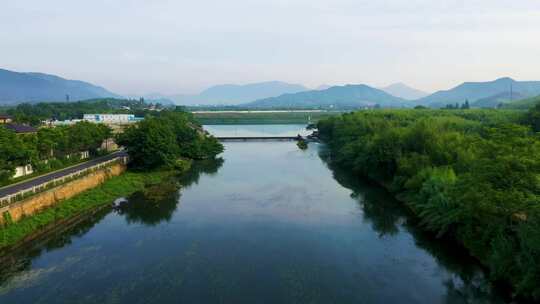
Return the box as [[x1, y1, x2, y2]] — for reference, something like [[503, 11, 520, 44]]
[[2, 67, 540, 110], [315, 84, 332, 91], [244, 84, 411, 109], [243, 78, 540, 109], [166, 81, 308, 105], [0, 68, 308, 106], [417, 77, 540, 108], [381, 83, 429, 100], [0, 68, 119, 104]]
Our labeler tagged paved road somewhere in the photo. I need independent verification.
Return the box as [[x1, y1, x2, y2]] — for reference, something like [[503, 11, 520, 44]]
[[0, 151, 128, 198]]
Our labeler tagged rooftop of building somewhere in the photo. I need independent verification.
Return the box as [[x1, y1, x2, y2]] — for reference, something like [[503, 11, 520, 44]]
[[4, 123, 38, 134]]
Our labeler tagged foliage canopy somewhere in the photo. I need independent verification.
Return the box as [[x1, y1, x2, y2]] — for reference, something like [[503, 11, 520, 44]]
[[117, 110, 223, 169]]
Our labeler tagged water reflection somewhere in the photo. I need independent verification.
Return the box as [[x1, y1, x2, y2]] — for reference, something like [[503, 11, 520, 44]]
[[0, 158, 224, 290], [114, 158, 224, 226], [178, 157, 224, 186], [0, 208, 110, 290], [0, 137, 516, 304], [115, 190, 181, 226]]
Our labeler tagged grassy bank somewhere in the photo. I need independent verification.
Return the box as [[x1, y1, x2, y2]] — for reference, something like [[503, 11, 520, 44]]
[[193, 111, 341, 125], [0, 170, 170, 249]]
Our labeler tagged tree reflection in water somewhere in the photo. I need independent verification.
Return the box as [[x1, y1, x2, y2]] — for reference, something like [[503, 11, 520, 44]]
[[0, 208, 110, 287], [0, 148, 516, 303], [0, 158, 224, 288], [318, 147, 511, 304], [114, 157, 224, 226], [114, 183, 181, 226]]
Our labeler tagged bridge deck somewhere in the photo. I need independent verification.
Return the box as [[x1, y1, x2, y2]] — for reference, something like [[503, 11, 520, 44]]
[[217, 136, 300, 142]]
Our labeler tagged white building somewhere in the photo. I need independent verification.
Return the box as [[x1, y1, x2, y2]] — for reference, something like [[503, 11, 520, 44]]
[[49, 119, 84, 126], [14, 164, 33, 178], [83, 114, 140, 124]]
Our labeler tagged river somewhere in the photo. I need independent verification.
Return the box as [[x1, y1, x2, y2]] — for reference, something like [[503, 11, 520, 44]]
[[0, 125, 508, 303]]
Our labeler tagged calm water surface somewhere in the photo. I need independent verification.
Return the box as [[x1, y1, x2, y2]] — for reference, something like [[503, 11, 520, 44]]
[[0, 125, 507, 303], [204, 124, 311, 137]]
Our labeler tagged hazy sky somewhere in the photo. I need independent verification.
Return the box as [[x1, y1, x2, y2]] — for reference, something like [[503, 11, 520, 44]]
[[2, 0, 540, 95]]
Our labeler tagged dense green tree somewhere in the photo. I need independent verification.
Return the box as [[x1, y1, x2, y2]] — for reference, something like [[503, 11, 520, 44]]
[[117, 110, 223, 169], [0, 127, 32, 182], [36, 128, 58, 159], [67, 121, 111, 154], [524, 102, 540, 132], [118, 117, 180, 168], [0, 121, 112, 183]]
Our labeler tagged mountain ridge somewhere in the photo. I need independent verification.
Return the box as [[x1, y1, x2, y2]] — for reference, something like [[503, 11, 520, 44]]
[[418, 77, 540, 108], [381, 83, 429, 100], [169, 81, 308, 105], [244, 84, 411, 109], [472, 91, 527, 108], [4, 68, 540, 110], [0, 68, 119, 104]]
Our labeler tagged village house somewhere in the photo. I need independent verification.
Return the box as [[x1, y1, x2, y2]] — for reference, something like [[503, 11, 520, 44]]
[[13, 164, 34, 178], [0, 115, 13, 124], [4, 123, 38, 134]]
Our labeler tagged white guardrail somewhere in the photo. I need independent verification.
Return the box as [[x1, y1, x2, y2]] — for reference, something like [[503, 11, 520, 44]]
[[0, 156, 128, 209]]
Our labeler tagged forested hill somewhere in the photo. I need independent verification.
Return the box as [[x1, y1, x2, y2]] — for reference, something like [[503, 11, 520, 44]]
[[243, 84, 411, 109], [503, 95, 540, 110], [418, 77, 540, 108], [0, 68, 119, 104], [472, 91, 527, 108]]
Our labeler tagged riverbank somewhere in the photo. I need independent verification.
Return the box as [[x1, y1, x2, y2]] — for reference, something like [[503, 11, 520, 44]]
[[317, 109, 540, 301], [0, 170, 171, 249]]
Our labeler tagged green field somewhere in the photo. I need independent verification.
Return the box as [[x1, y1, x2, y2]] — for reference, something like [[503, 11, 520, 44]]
[[193, 111, 343, 125]]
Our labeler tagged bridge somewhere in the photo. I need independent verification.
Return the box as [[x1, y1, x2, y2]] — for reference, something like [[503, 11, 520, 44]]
[[216, 136, 302, 142]]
